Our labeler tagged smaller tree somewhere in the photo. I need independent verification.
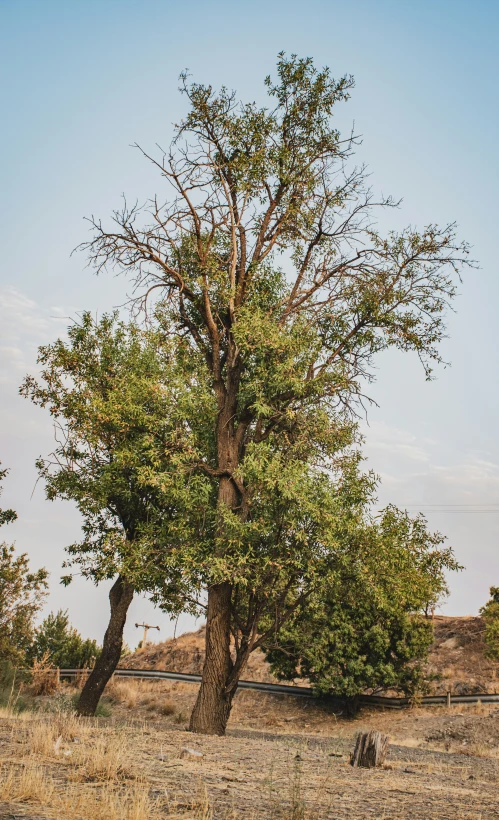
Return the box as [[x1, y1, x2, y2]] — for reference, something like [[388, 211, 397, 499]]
[[29, 610, 101, 669], [480, 587, 499, 660], [0, 465, 48, 664], [263, 506, 460, 698], [21, 313, 212, 714]]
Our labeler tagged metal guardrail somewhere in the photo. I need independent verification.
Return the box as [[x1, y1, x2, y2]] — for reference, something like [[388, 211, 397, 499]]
[[59, 668, 499, 709], [60, 668, 314, 698]]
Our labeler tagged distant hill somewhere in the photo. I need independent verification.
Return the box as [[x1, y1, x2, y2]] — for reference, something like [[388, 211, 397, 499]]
[[120, 615, 499, 695]]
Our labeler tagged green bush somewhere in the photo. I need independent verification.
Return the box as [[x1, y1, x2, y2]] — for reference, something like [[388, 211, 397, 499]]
[[29, 610, 101, 669], [480, 587, 499, 659]]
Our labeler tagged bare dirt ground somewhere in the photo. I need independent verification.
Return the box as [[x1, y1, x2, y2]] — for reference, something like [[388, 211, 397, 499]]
[[2, 681, 499, 819], [2, 617, 499, 819]]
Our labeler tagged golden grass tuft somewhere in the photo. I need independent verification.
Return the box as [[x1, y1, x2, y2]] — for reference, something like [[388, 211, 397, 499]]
[[106, 677, 139, 709], [22, 712, 88, 758], [0, 761, 160, 820], [28, 652, 60, 696], [73, 731, 127, 781], [160, 700, 176, 716], [0, 763, 55, 805]]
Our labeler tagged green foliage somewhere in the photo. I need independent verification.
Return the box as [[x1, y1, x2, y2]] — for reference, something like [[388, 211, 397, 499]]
[[263, 506, 460, 697], [0, 661, 32, 712], [0, 465, 17, 529], [480, 587, 499, 660], [21, 312, 214, 611], [0, 466, 48, 664], [60, 54, 473, 719], [29, 610, 101, 669]]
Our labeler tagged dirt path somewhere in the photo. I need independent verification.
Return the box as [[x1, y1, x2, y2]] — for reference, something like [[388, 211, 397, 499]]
[[2, 707, 499, 819]]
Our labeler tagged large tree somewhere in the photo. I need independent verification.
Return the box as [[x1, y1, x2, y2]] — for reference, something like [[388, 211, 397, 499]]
[[21, 313, 212, 715], [0, 465, 48, 664], [78, 54, 473, 734]]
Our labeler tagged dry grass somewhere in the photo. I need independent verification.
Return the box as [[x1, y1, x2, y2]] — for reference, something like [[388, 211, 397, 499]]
[[160, 700, 176, 716], [0, 761, 162, 820], [28, 652, 61, 696], [2, 696, 499, 820], [0, 715, 214, 820], [23, 711, 86, 757], [72, 730, 127, 781], [106, 677, 139, 709], [0, 762, 55, 804]]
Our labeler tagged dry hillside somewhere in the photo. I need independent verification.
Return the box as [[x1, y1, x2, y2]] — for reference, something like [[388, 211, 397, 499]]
[[120, 625, 280, 683], [121, 615, 499, 695]]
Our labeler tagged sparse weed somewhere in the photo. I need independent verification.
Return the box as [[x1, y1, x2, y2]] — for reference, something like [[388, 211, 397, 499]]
[[160, 700, 175, 716], [29, 653, 60, 696], [106, 677, 138, 708], [73, 731, 126, 781]]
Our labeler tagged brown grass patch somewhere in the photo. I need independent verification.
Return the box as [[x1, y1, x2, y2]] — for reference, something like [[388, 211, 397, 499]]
[[106, 678, 139, 709], [28, 653, 60, 696]]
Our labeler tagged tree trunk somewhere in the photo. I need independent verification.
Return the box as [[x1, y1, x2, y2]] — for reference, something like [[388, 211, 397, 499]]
[[189, 580, 234, 735], [189, 399, 245, 736], [76, 575, 134, 717], [350, 730, 389, 768]]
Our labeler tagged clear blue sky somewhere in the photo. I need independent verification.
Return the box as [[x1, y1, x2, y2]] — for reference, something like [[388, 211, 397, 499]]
[[1, 0, 498, 645]]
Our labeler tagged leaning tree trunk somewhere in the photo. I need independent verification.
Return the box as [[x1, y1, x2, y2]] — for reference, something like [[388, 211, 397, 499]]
[[76, 575, 134, 716]]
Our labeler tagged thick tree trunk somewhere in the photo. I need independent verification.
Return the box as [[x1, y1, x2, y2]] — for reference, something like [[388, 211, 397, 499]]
[[189, 580, 235, 735], [76, 575, 134, 717], [189, 384, 248, 735]]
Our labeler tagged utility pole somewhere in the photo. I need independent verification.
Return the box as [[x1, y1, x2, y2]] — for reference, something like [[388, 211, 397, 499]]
[[135, 623, 160, 648]]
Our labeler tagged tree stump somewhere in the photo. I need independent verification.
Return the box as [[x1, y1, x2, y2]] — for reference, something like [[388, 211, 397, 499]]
[[350, 730, 389, 768]]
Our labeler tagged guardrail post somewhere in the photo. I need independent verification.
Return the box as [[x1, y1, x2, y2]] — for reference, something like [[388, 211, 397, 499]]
[[446, 689, 451, 708]]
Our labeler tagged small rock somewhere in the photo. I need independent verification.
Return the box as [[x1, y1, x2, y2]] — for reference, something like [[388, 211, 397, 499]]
[[180, 746, 203, 760], [404, 767, 417, 774], [468, 774, 476, 780]]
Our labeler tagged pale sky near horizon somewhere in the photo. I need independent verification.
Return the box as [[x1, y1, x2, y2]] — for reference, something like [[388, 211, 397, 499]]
[[1, 0, 498, 647]]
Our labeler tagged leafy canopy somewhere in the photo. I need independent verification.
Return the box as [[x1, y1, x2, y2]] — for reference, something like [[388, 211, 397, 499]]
[[263, 506, 461, 697], [21, 312, 214, 611]]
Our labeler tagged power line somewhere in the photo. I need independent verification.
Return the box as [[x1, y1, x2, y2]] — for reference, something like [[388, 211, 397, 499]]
[[386, 505, 499, 514]]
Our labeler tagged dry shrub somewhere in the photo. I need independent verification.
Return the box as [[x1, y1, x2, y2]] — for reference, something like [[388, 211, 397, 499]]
[[106, 677, 139, 708], [29, 653, 60, 696], [74, 667, 90, 689], [160, 701, 175, 716], [0, 763, 55, 804], [24, 712, 87, 757], [0, 762, 159, 820], [73, 731, 126, 781]]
